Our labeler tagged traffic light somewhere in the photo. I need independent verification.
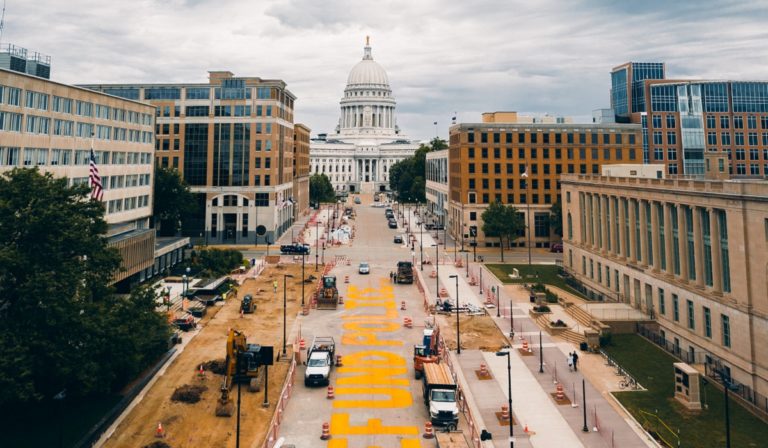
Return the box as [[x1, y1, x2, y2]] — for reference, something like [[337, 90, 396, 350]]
[[469, 226, 477, 237]]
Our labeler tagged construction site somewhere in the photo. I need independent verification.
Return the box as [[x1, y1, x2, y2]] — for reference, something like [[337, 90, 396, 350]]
[[100, 262, 313, 448]]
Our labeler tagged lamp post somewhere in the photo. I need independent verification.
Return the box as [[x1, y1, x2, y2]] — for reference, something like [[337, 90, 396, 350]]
[[465, 252, 469, 278], [449, 274, 460, 355], [712, 367, 734, 448], [431, 244, 439, 303], [526, 175, 532, 265], [419, 206, 424, 270], [495, 348, 514, 448], [180, 276, 186, 302], [282, 274, 294, 357], [301, 253, 306, 306], [315, 221, 319, 271]]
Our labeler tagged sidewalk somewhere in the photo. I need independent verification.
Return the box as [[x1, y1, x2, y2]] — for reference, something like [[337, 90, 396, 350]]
[[427, 260, 655, 448]]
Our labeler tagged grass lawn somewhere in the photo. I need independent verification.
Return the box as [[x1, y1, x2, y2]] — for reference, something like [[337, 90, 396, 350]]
[[0, 394, 122, 447], [486, 263, 587, 299], [605, 334, 768, 448]]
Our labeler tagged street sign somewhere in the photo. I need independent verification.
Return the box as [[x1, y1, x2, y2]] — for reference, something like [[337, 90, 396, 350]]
[[469, 226, 477, 237]]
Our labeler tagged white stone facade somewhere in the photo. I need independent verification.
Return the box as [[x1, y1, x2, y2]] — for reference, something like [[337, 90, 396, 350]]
[[310, 39, 418, 194]]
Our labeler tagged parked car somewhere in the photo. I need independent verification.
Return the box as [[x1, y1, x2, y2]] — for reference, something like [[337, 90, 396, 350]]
[[393, 235, 404, 244], [354, 197, 361, 204], [358, 262, 370, 274], [388, 220, 398, 229], [281, 243, 311, 255], [550, 243, 563, 253], [172, 315, 197, 331]]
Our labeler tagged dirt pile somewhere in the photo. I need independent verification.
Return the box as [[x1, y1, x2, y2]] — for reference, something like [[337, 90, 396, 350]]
[[201, 359, 227, 375], [437, 314, 508, 352], [170, 384, 208, 404]]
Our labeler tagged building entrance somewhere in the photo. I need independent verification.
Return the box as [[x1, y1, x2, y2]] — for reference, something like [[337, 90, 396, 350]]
[[223, 213, 237, 243]]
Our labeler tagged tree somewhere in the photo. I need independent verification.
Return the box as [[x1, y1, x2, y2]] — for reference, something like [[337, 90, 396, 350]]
[[481, 201, 524, 262], [0, 168, 169, 405], [310, 173, 335, 204], [194, 248, 245, 277], [549, 200, 563, 238], [389, 137, 446, 202], [154, 167, 197, 236]]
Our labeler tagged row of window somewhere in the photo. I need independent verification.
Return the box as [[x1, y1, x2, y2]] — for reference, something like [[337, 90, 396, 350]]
[[103, 174, 152, 190], [571, 195, 731, 292], [464, 146, 637, 161], [0, 147, 152, 167], [0, 110, 154, 143], [0, 84, 153, 125], [156, 121, 274, 136], [466, 130, 637, 146], [571, 250, 732, 348], [466, 191, 554, 205]]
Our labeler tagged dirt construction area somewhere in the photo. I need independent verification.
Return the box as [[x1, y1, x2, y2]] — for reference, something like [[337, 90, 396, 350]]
[[102, 263, 311, 448], [436, 313, 508, 352]]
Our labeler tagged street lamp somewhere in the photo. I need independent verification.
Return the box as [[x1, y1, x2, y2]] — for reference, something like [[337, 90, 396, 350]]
[[315, 220, 319, 271], [495, 347, 514, 448], [301, 253, 306, 306], [282, 274, 294, 357], [419, 206, 424, 271], [449, 274, 460, 355], [431, 244, 439, 303]]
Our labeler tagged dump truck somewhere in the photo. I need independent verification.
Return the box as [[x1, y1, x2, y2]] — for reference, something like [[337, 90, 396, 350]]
[[395, 261, 414, 284], [240, 294, 256, 314], [414, 328, 439, 379], [304, 336, 335, 386], [317, 275, 339, 309], [422, 363, 459, 430], [215, 329, 265, 416]]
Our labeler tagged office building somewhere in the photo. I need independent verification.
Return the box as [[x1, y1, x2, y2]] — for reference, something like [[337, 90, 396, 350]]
[[561, 161, 768, 399], [293, 123, 311, 218], [310, 38, 419, 194], [611, 62, 768, 177], [83, 71, 307, 244], [447, 112, 642, 248], [0, 67, 156, 285], [425, 149, 449, 230]]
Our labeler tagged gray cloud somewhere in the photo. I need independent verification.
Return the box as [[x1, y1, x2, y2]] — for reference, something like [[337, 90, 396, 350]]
[[4, 0, 768, 141]]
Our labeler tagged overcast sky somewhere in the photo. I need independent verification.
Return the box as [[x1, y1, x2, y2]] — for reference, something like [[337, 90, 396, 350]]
[[5, 0, 768, 141]]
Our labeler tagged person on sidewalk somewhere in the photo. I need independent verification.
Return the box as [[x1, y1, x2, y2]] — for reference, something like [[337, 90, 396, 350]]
[[567, 352, 574, 371], [573, 351, 579, 371]]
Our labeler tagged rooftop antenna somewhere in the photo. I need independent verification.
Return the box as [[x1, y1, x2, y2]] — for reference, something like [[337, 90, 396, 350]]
[[0, 0, 6, 46]]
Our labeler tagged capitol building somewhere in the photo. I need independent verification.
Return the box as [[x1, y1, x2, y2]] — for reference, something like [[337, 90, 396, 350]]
[[310, 38, 419, 194]]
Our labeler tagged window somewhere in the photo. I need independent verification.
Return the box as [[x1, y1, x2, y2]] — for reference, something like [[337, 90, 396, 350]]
[[658, 289, 666, 315], [720, 116, 730, 129], [652, 115, 662, 128], [706, 115, 715, 128], [704, 307, 712, 338], [672, 294, 679, 322], [667, 132, 677, 145], [687, 300, 695, 330], [666, 115, 676, 129], [721, 315, 731, 347], [734, 115, 744, 129]]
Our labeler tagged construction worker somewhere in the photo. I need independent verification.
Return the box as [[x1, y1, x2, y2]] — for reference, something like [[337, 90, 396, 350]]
[[273, 280, 278, 293]]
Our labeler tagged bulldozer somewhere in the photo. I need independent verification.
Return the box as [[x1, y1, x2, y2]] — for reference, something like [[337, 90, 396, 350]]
[[215, 328, 264, 417], [317, 275, 339, 309]]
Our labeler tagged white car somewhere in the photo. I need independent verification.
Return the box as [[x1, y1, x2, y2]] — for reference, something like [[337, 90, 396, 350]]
[[358, 262, 370, 274]]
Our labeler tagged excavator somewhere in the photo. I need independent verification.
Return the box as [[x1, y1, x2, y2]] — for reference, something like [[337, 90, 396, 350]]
[[215, 328, 263, 417]]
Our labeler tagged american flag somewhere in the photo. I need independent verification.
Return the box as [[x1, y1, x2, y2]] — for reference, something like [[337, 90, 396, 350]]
[[89, 147, 103, 201]]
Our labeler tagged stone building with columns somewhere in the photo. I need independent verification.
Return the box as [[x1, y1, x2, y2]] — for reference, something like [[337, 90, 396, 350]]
[[561, 161, 768, 400], [310, 38, 419, 194]]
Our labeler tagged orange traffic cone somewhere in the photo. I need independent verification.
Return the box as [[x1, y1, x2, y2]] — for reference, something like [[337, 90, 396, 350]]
[[299, 338, 306, 350], [327, 385, 335, 399], [423, 421, 434, 439], [320, 422, 331, 440], [336, 354, 343, 367], [155, 422, 166, 438], [197, 364, 205, 380]]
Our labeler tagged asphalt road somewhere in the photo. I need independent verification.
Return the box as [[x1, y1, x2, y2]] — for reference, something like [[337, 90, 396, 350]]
[[276, 199, 450, 447]]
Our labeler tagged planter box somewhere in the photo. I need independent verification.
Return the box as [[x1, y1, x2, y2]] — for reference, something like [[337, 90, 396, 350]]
[[528, 309, 552, 319]]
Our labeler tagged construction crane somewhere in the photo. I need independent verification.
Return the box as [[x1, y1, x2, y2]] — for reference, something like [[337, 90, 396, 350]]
[[215, 328, 264, 417]]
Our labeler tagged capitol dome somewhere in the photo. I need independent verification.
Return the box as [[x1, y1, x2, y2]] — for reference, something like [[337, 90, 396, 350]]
[[346, 40, 389, 87]]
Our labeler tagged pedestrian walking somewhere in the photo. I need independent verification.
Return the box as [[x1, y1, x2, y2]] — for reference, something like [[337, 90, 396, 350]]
[[567, 352, 574, 372], [573, 351, 579, 372]]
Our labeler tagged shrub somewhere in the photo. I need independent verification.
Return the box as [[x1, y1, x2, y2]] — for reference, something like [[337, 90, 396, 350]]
[[533, 305, 550, 313], [551, 319, 567, 327]]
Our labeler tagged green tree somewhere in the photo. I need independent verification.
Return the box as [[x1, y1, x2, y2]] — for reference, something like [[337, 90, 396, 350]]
[[0, 168, 169, 405], [389, 137, 446, 202], [481, 201, 524, 262], [549, 200, 563, 237], [154, 167, 197, 236], [310, 173, 335, 203], [194, 248, 244, 277]]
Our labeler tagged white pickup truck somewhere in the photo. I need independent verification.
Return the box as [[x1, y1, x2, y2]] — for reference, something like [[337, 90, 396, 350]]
[[304, 336, 336, 387]]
